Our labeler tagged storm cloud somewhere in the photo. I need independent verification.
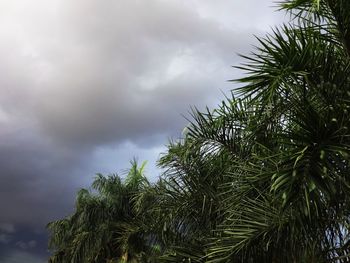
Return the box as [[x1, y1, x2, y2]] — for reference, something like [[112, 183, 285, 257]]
[[0, 0, 285, 260]]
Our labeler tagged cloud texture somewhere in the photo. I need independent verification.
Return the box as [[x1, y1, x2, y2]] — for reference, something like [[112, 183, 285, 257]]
[[0, 0, 285, 259]]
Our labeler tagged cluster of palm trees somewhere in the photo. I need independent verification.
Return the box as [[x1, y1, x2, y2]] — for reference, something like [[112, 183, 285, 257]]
[[48, 0, 350, 262]]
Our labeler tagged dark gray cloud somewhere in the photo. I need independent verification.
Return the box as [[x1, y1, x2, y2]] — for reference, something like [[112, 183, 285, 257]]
[[0, 0, 286, 259], [0, 224, 48, 262], [0, 250, 46, 263], [0, 130, 81, 224]]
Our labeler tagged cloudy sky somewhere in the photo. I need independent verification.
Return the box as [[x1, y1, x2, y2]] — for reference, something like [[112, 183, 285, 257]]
[[0, 0, 286, 261]]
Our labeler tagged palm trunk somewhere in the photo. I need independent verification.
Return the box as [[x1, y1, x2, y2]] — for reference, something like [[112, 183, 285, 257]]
[[121, 251, 128, 262]]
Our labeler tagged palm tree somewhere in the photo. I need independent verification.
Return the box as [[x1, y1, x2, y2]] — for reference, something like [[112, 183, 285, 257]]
[[150, 0, 350, 262], [47, 160, 158, 263], [145, 100, 252, 262]]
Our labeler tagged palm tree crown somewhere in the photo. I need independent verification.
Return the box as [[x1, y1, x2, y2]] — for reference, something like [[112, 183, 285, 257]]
[[47, 160, 156, 263]]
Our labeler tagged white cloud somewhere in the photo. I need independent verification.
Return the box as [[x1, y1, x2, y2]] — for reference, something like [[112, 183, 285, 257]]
[[0, 0, 286, 147]]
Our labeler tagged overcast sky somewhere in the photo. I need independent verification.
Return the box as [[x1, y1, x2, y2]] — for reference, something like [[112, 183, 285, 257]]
[[0, 0, 286, 261]]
